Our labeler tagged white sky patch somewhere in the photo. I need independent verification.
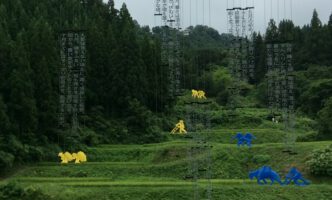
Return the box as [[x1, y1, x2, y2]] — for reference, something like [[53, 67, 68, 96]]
[[103, 0, 332, 34]]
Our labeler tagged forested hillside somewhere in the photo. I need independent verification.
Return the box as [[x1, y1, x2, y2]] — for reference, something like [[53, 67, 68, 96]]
[[0, 0, 331, 174]]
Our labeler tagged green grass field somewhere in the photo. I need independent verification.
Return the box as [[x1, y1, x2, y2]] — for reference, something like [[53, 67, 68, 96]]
[[1, 126, 332, 199]]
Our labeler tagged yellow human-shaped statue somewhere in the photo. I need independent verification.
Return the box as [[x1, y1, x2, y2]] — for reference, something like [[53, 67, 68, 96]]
[[171, 120, 187, 134], [178, 120, 187, 134], [58, 152, 67, 164], [64, 151, 74, 162], [72, 151, 87, 164], [77, 151, 87, 163], [72, 153, 79, 164], [192, 89, 207, 99], [197, 90, 207, 99], [58, 151, 74, 164], [192, 89, 199, 98]]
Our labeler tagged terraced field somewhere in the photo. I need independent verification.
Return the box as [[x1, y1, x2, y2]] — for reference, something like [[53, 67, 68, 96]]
[[1, 128, 332, 199]]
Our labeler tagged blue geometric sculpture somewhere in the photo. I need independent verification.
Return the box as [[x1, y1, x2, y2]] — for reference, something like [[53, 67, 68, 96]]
[[232, 132, 256, 147], [232, 132, 245, 147], [243, 132, 256, 148], [249, 166, 283, 185], [284, 167, 310, 186]]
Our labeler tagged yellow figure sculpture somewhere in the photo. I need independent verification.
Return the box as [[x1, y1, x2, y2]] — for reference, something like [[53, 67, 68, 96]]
[[171, 120, 187, 134], [192, 89, 199, 98], [192, 89, 207, 99], [197, 90, 207, 99], [58, 151, 74, 164], [72, 151, 87, 164]]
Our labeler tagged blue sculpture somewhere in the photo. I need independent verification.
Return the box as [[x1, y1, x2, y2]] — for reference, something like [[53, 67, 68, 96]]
[[232, 132, 256, 147], [232, 132, 244, 147], [249, 166, 283, 185], [284, 167, 310, 186], [243, 132, 256, 147]]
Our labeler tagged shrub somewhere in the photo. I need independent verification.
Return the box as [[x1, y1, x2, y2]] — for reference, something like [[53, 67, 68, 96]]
[[306, 145, 332, 176], [317, 97, 332, 140], [125, 99, 165, 144], [25, 145, 44, 162], [0, 182, 52, 200], [0, 151, 15, 171], [296, 131, 318, 142]]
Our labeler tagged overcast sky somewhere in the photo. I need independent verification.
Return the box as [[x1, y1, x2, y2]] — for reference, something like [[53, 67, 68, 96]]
[[105, 0, 332, 34]]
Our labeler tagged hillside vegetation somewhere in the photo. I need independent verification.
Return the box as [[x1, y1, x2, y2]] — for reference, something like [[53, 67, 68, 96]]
[[0, 0, 332, 199]]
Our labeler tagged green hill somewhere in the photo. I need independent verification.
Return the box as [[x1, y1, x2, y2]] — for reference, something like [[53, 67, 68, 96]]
[[1, 136, 331, 199]]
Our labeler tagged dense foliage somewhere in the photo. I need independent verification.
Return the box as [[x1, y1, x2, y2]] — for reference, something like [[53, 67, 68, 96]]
[[306, 145, 332, 177], [0, 182, 52, 200], [0, 0, 331, 172]]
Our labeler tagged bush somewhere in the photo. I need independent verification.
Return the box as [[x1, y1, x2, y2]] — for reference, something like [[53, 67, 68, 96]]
[[296, 131, 318, 142], [0, 151, 15, 171], [3, 135, 24, 163], [306, 145, 332, 176], [126, 99, 165, 144], [317, 97, 332, 140], [25, 145, 44, 162], [0, 182, 52, 200]]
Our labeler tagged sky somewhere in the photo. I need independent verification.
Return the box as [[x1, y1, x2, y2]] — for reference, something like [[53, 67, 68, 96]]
[[104, 0, 332, 34]]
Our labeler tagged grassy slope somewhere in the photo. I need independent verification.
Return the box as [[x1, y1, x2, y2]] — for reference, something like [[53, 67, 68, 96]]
[[1, 108, 331, 199], [2, 139, 331, 199]]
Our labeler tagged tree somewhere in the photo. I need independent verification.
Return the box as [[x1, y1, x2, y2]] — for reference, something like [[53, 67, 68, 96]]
[[140, 33, 159, 111], [0, 6, 12, 92], [317, 97, 332, 140], [306, 9, 325, 64], [299, 79, 332, 117], [311, 9, 322, 30], [107, 0, 118, 22], [26, 17, 58, 140], [0, 96, 10, 136], [110, 4, 147, 115], [265, 19, 278, 42], [278, 20, 295, 41], [210, 67, 232, 105], [253, 33, 266, 83], [328, 13, 332, 65], [7, 33, 37, 142]]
